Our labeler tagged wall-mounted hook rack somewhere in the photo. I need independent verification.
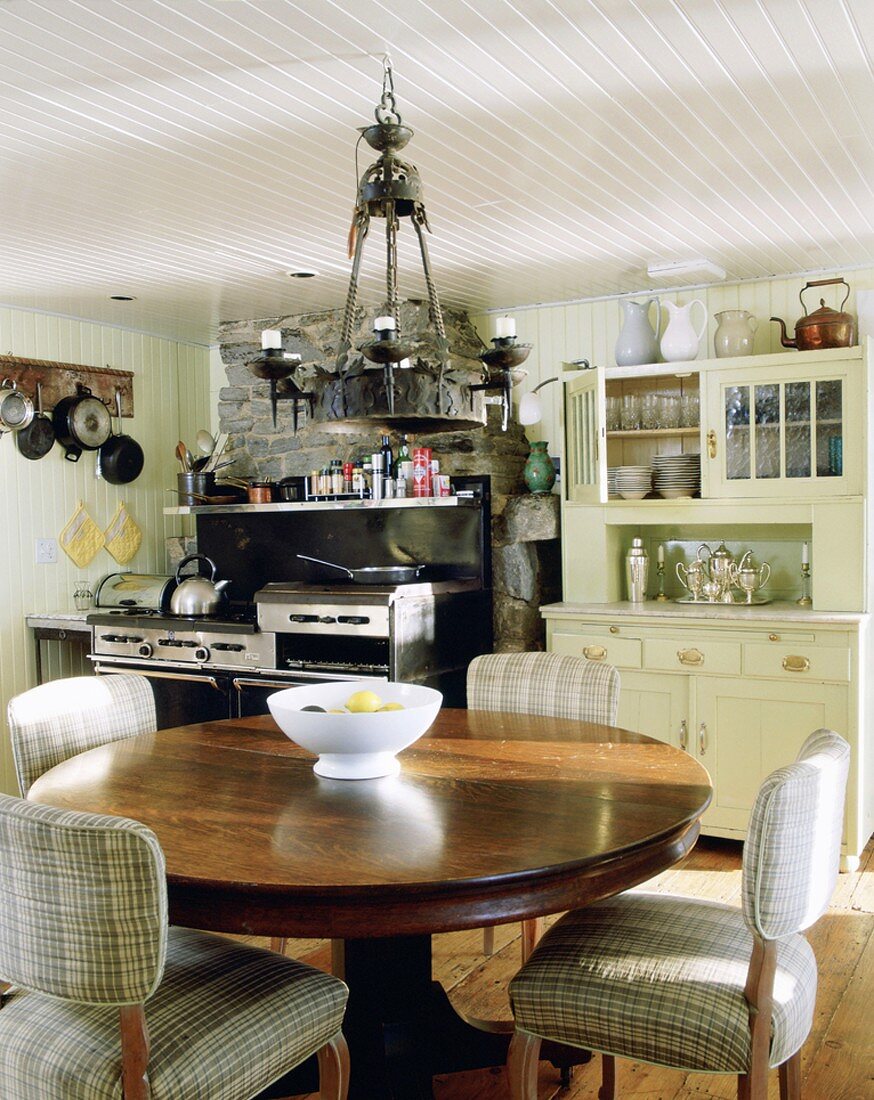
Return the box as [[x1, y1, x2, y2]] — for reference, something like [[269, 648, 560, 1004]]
[[0, 355, 134, 415]]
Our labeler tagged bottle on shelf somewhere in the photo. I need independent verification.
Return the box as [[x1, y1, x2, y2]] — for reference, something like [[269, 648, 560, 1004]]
[[380, 434, 394, 487], [393, 433, 411, 477]]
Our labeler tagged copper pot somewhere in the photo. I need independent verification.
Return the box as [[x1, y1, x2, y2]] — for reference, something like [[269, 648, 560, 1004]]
[[770, 277, 856, 351]]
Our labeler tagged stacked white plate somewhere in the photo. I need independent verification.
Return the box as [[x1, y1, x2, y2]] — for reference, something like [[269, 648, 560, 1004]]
[[607, 466, 620, 497], [615, 465, 652, 500], [651, 453, 701, 498]]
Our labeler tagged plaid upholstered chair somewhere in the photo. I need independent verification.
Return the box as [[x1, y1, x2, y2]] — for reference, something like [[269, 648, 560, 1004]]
[[7, 674, 156, 795], [506, 729, 850, 1100], [467, 652, 621, 960], [0, 794, 350, 1099]]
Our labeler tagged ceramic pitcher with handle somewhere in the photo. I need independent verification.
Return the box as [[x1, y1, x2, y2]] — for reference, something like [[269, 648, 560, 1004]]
[[660, 299, 707, 362], [615, 298, 661, 366]]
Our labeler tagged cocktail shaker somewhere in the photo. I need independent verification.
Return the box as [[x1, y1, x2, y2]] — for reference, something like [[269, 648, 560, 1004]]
[[626, 538, 649, 603]]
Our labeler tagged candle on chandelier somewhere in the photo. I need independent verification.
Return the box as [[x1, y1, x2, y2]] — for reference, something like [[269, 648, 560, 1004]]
[[495, 316, 516, 339], [374, 315, 396, 332], [261, 329, 282, 350]]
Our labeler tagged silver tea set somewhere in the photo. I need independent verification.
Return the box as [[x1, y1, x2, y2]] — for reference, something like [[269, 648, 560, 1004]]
[[676, 542, 771, 604]]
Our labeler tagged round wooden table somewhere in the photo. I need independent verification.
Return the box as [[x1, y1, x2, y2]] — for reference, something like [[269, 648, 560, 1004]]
[[29, 709, 711, 1099]]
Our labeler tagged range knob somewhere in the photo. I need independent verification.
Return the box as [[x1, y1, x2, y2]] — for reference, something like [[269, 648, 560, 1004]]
[[137, 642, 153, 658], [194, 645, 210, 663]]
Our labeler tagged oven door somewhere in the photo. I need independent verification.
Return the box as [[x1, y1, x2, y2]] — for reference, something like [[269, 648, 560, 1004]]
[[231, 670, 371, 718], [92, 659, 232, 728]]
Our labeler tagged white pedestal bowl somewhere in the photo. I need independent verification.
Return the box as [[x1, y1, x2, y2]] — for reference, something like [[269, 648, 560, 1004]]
[[267, 681, 443, 780]]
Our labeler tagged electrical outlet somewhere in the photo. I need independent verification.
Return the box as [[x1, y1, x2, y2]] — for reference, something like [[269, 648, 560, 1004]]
[[35, 538, 58, 564]]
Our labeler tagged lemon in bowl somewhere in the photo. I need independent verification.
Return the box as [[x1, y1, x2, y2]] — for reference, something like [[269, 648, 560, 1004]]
[[266, 680, 442, 780]]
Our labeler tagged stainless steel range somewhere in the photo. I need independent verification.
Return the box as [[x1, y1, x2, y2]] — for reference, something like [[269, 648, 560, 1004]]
[[91, 476, 493, 725]]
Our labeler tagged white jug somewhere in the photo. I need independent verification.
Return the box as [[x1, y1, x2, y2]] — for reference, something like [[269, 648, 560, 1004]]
[[660, 300, 707, 363], [615, 298, 661, 366]]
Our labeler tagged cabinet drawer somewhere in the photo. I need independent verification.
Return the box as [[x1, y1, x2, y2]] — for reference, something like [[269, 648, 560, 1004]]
[[552, 630, 641, 669], [743, 644, 851, 683], [643, 638, 741, 675]]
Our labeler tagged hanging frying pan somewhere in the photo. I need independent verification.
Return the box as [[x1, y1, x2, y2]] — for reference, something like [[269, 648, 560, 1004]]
[[16, 382, 54, 460], [99, 390, 144, 484], [52, 384, 112, 462]]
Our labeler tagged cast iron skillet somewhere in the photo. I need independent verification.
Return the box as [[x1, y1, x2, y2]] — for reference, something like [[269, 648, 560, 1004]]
[[17, 382, 54, 460], [297, 553, 424, 585], [99, 391, 144, 484]]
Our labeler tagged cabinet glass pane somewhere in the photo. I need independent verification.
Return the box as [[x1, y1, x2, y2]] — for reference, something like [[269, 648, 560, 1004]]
[[754, 384, 780, 478], [570, 387, 597, 487], [725, 385, 750, 480], [816, 379, 843, 478], [785, 381, 811, 479]]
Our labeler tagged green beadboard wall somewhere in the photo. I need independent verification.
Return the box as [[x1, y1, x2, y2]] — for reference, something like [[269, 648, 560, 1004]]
[[0, 308, 211, 795], [471, 268, 874, 459]]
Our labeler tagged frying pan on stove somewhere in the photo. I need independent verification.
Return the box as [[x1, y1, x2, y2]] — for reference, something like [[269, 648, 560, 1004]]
[[297, 554, 424, 585]]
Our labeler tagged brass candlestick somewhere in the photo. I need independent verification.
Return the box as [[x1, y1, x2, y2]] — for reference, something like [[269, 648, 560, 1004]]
[[655, 560, 669, 600], [796, 562, 812, 607]]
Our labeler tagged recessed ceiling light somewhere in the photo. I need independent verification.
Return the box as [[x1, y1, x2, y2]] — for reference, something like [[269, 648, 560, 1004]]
[[286, 269, 319, 279], [109, 294, 136, 301]]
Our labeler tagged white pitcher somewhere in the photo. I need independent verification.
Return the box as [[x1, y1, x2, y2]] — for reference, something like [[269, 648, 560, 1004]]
[[615, 298, 661, 366], [660, 299, 707, 363]]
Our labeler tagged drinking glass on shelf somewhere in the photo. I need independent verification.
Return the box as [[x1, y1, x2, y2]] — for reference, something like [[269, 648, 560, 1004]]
[[680, 393, 700, 428], [606, 396, 621, 431], [641, 394, 660, 430], [621, 394, 641, 430], [658, 395, 680, 429]]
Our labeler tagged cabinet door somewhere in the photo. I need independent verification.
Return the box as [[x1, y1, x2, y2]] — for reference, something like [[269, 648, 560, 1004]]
[[615, 670, 690, 752], [704, 363, 861, 498], [564, 371, 605, 504], [695, 676, 848, 833]]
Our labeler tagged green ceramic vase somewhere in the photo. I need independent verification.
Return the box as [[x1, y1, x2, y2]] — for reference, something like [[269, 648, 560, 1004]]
[[523, 440, 556, 493]]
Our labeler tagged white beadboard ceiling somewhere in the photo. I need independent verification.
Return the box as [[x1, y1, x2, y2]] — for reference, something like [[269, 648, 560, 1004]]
[[0, 0, 872, 345]]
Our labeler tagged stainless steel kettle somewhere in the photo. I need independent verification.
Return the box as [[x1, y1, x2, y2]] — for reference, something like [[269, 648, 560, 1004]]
[[169, 554, 230, 616]]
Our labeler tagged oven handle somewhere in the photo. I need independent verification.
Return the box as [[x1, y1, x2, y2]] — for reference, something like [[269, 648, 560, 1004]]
[[95, 665, 224, 692]]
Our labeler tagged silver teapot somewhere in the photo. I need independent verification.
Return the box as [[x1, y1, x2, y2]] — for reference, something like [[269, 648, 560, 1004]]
[[698, 541, 736, 603]]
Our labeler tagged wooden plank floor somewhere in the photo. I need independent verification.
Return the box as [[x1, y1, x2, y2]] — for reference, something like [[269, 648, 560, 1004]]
[[269, 835, 874, 1100]]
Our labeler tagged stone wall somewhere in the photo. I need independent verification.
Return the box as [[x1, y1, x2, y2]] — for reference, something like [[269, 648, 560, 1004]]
[[217, 302, 560, 650]]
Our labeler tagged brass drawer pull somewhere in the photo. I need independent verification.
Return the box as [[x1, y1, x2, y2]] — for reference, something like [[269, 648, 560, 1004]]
[[699, 722, 707, 755], [583, 644, 607, 661], [768, 633, 779, 642], [677, 648, 704, 666], [679, 719, 688, 751], [609, 625, 619, 634], [782, 655, 811, 673]]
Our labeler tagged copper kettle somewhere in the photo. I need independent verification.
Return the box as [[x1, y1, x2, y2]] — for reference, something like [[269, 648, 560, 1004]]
[[770, 277, 856, 351]]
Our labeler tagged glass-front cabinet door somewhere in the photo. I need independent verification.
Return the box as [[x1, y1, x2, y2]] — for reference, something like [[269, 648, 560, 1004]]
[[563, 370, 606, 503], [705, 358, 861, 498]]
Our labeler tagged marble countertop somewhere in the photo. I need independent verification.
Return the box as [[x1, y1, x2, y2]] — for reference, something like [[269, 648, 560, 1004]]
[[540, 600, 865, 624], [25, 611, 91, 630]]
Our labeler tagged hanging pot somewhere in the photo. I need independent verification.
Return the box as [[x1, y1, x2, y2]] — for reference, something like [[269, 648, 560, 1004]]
[[16, 382, 54, 460], [99, 390, 144, 484], [770, 277, 856, 350], [52, 384, 112, 462], [0, 379, 34, 434]]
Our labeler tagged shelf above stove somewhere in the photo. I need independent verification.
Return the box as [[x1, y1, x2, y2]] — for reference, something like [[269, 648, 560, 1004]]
[[164, 496, 481, 516]]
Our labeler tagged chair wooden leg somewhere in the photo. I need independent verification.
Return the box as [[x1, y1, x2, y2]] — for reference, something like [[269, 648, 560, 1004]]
[[779, 1052, 801, 1100], [507, 1030, 541, 1100], [482, 925, 496, 956], [521, 917, 543, 963], [599, 1053, 616, 1100], [737, 1069, 769, 1100], [270, 937, 287, 954], [317, 1030, 350, 1100], [119, 1005, 151, 1100]]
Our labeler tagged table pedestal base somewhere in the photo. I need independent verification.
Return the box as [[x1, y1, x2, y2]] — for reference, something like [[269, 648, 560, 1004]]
[[262, 933, 588, 1100]]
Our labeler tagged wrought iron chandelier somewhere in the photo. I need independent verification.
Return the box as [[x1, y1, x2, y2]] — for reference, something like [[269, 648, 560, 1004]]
[[249, 57, 531, 433]]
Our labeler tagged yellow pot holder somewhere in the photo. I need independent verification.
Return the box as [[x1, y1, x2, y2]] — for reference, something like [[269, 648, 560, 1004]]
[[59, 501, 105, 568], [104, 502, 143, 564]]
